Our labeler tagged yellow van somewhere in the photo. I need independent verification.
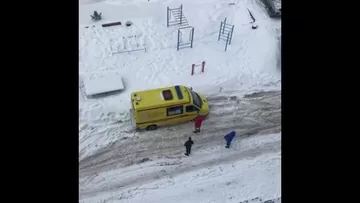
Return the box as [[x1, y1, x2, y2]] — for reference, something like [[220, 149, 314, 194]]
[[130, 85, 209, 131]]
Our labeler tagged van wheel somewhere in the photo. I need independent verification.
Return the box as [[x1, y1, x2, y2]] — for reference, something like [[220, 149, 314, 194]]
[[146, 125, 157, 131]]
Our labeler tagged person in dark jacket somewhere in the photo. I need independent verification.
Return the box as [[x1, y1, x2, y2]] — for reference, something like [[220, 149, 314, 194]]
[[224, 131, 236, 148], [184, 137, 194, 156]]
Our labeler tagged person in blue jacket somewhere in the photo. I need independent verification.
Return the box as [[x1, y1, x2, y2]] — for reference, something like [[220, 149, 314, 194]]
[[224, 131, 236, 148]]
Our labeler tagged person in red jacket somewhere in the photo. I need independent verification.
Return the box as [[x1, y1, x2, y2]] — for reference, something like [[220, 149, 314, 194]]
[[193, 115, 205, 133]]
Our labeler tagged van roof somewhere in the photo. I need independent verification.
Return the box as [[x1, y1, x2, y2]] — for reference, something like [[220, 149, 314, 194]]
[[131, 85, 191, 111]]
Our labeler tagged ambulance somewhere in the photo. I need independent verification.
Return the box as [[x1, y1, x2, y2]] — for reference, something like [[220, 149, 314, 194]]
[[130, 85, 209, 130]]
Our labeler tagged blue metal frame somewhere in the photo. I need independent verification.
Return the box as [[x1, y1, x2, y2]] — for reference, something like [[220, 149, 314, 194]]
[[218, 18, 235, 52], [177, 26, 194, 51], [167, 7, 170, 27], [167, 4, 185, 27]]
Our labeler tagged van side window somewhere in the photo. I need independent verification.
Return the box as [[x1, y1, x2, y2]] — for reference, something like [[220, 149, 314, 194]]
[[186, 105, 199, 112], [167, 106, 183, 116], [186, 105, 195, 112], [162, 90, 173, 100]]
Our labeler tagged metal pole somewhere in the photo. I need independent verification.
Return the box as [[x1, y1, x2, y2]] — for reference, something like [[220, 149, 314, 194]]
[[225, 32, 230, 51], [180, 5, 183, 25], [223, 18, 227, 34], [167, 7, 169, 27], [189, 29, 192, 41], [177, 29, 180, 51], [229, 25, 234, 45], [190, 27, 194, 48], [201, 61, 205, 73], [218, 22, 222, 41], [179, 31, 183, 43], [248, 9, 255, 23]]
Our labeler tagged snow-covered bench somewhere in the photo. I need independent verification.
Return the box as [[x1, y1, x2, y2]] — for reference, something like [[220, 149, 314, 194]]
[[83, 75, 125, 97]]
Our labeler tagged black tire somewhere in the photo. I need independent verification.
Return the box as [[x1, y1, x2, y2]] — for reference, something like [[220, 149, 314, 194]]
[[146, 125, 157, 131]]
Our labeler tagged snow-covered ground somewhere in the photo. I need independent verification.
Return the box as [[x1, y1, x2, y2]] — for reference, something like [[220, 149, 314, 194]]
[[79, 0, 281, 202], [80, 133, 281, 203]]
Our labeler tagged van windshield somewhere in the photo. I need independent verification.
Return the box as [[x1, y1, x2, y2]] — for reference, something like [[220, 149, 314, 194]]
[[190, 90, 202, 109]]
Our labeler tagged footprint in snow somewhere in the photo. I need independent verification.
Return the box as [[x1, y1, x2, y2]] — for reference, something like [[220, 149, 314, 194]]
[[79, 124, 88, 132]]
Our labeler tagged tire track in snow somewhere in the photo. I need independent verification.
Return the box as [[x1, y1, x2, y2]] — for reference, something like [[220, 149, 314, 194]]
[[80, 134, 281, 199], [79, 90, 281, 177], [79, 111, 134, 160]]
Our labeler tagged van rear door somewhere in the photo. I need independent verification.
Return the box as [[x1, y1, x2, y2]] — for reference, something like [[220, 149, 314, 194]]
[[130, 98, 137, 129]]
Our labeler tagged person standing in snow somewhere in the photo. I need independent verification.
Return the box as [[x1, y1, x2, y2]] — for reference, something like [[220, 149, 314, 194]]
[[224, 131, 236, 148], [184, 137, 194, 156], [193, 115, 206, 133]]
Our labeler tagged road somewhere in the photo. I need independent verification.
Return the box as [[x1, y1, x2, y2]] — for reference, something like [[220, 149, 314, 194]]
[[79, 90, 281, 199]]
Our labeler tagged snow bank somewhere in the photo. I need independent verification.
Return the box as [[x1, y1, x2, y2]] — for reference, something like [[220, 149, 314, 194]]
[[81, 149, 281, 203], [83, 74, 124, 96]]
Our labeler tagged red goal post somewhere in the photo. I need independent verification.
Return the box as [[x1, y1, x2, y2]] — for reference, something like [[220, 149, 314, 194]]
[[191, 61, 205, 75]]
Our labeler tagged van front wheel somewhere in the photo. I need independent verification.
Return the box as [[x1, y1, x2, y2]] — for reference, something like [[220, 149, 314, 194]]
[[146, 125, 157, 131]]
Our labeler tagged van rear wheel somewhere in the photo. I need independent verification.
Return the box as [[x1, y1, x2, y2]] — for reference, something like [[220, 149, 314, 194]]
[[146, 125, 157, 131]]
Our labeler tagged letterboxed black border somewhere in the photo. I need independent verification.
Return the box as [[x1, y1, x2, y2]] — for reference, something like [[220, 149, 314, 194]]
[[14, 0, 80, 202], [282, 0, 350, 202], [12, 0, 350, 202]]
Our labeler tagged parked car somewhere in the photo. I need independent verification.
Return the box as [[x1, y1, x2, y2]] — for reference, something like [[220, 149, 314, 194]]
[[261, 0, 281, 18]]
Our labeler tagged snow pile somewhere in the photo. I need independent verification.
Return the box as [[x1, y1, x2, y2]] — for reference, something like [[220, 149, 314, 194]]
[[83, 74, 124, 96]]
